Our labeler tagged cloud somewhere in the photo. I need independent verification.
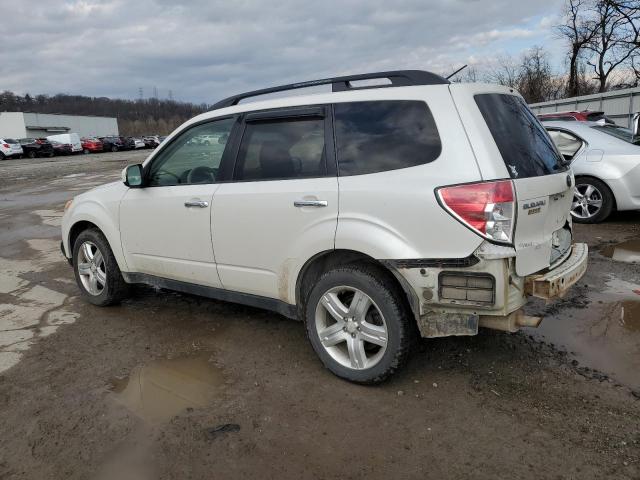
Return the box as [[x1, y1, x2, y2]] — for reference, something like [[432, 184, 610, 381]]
[[0, 0, 565, 103]]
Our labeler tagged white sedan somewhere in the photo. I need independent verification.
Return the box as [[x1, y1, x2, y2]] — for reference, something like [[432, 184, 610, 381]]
[[543, 120, 640, 223]]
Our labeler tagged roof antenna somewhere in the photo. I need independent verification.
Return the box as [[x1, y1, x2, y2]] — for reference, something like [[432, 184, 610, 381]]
[[446, 64, 468, 80]]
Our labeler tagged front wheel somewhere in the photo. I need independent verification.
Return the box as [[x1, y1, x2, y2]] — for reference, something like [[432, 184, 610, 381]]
[[27, 150, 36, 159], [571, 178, 614, 223], [305, 264, 413, 384], [72, 229, 129, 306]]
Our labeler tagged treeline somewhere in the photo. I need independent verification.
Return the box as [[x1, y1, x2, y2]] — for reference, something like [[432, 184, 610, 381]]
[[454, 0, 640, 103], [0, 91, 209, 136]]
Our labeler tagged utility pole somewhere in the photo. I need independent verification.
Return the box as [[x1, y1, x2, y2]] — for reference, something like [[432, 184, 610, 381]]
[[138, 87, 143, 100], [153, 86, 158, 99], [168, 89, 173, 101]]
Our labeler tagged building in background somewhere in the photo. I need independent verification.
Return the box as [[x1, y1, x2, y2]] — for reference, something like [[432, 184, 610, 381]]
[[0, 112, 118, 138], [530, 86, 640, 128]]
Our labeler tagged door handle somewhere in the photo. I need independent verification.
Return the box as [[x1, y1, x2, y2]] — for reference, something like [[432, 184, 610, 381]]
[[184, 200, 209, 208], [294, 200, 328, 208]]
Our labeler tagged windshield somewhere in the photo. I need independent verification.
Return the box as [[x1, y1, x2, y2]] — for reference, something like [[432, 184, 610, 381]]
[[591, 124, 640, 145], [475, 93, 567, 179]]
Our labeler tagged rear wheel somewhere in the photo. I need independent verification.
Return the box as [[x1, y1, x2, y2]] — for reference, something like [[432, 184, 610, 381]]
[[111, 145, 118, 152], [27, 150, 36, 159], [571, 177, 614, 223], [305, 264, 413, 384], [72, 229, 129, 306], [0, 152, 5, 160]]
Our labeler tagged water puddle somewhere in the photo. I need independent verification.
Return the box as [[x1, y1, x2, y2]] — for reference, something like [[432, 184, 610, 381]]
[[531, 277, 640, 389], [600, 239, 640, 264], [110, 354, 224, 425], [619, 301, 640, 332]]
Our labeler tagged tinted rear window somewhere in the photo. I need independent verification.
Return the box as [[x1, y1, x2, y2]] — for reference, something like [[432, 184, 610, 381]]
[[235, 117, 326, 181], [475, 94, 566, 179], [334, 100, 441, 176], [540, 115, 576, 121]]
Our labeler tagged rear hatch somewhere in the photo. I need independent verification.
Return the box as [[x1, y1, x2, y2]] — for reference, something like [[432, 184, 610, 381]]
[[449, 84, 573, 276], [6, 139, 22, 154]]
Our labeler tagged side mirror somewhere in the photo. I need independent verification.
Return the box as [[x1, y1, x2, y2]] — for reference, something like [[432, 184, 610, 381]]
[[632, 112, 640, 137], [122, 164, 143, 187]]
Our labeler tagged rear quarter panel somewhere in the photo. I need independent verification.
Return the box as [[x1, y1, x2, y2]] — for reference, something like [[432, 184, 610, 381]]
[[335, 85, 485, 260]]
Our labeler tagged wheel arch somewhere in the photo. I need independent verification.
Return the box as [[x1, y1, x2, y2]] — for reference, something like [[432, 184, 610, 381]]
[[574, 174, 618, 210], [65, 213, 128, 271], [295, 249, 420, 325]]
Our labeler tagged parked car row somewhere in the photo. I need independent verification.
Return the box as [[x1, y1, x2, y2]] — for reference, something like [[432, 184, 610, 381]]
[[0, 133, 167, 160]]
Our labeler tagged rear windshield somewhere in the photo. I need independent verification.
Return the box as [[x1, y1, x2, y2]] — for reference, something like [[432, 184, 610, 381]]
[[539, 115, 576, 121], [475, 94, 566, 179], [591, 124, 640, 145]]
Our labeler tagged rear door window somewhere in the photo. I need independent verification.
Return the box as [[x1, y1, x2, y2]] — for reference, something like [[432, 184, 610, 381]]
[[475, 94, 566, 178], [333, 100, 441, 176], [234, 115, 326, 181]]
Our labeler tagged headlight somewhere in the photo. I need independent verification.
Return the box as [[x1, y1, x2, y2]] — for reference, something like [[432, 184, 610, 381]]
[[64, 199, 73, 212]]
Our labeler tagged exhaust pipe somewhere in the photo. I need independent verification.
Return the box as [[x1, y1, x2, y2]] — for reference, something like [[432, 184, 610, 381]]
[[479, 310, 542, 332]]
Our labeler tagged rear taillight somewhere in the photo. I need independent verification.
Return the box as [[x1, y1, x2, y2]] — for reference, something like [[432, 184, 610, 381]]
[[2, 144, 9, 148], [437, 180, 515, 244]]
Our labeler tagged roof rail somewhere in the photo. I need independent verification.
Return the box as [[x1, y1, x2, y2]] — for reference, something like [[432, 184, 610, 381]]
[[210, 70, 449, 110]]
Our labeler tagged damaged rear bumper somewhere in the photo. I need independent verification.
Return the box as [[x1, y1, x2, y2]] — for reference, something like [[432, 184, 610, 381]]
[[524, 243, 588, 300]]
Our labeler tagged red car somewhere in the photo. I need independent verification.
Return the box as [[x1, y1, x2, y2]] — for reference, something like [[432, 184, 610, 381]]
[[537, 110, 615, 124], [81, 138, 103, 154]]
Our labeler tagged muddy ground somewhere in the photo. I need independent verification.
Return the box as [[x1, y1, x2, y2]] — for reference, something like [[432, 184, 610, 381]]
[[0, 151, 639, 479]]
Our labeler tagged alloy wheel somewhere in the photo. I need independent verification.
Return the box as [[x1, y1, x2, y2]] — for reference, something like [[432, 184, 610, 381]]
[[571, 183, 603, 220], [77, 241, 106, 296], [314, 286, 388, 370]]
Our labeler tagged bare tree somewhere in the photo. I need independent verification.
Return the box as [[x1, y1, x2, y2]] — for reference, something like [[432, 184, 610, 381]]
[[556, 0, 598, 96], [611, 0, 640, 83], [518, 47, 566, 102], [485, 48, 565, 103], [486, 55, 520, 88], [585, 0, 640, 92]]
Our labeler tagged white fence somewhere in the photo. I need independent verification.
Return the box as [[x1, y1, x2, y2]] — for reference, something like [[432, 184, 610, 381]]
[[529, 86, 640, 128]]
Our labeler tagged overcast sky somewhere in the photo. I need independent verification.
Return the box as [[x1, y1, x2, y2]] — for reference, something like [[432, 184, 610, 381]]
[[0, 0, 565, 104]]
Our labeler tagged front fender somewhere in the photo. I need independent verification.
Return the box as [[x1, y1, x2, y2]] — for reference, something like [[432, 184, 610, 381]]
[[61, 183, 128, 270]]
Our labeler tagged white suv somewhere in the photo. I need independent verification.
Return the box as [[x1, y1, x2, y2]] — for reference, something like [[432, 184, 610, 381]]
[[0, 138, 24, 159], [61, 71, 588, 383]]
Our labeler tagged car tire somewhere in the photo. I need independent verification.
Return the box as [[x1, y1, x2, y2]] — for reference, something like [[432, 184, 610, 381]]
[[0, 152, 5, 160], [48, 152, 54, 158], [72, 228, 129, 306], [304, 263, 414, 384], [111, 146, 118, 152], [83, 148, 90, 155], [571, 177, 614, 224], [27, 150, 36, 159]]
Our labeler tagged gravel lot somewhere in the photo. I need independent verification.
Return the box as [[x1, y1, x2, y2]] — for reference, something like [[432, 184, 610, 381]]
[[0, 151, 639, 479]]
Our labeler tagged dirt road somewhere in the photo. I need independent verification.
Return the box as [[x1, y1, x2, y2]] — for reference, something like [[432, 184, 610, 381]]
[[1, 152, 639, 479]]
